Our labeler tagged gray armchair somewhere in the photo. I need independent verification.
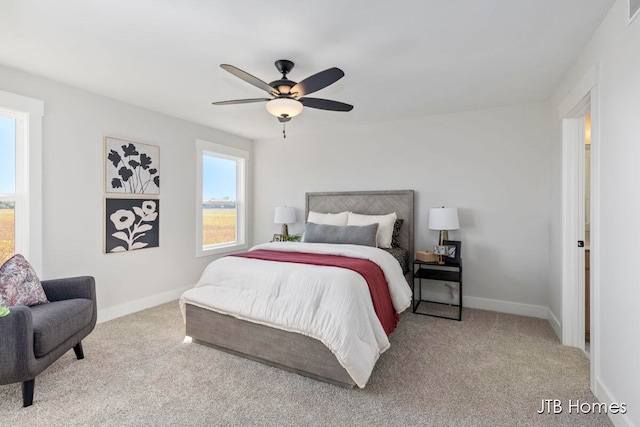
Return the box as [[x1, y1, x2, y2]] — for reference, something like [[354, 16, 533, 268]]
[[0, 276, 97, 407]]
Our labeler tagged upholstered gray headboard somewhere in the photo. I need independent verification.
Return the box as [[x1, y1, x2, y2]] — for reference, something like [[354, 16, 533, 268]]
[[305, 190, 414, 257]]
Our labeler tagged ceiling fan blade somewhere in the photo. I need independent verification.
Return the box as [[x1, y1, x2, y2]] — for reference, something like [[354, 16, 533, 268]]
[[299, 97, 353, 112], [212, 98, 270, 105], [220, 64, 277, 95], [291, 67, 345, 97]]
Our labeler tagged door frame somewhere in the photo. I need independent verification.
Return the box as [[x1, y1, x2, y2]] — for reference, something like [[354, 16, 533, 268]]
[[559, 65, 600, 392]]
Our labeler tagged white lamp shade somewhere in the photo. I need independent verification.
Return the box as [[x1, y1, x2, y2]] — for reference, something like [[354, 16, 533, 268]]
[[274, 206, 296, 224], [428, 207, 459, 230], [266, 98, 303, 118]]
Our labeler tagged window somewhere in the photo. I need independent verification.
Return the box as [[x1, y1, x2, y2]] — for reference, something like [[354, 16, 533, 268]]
[[0, 112, 22, 265], [196, 140, 248, 256], [0, 90, 43, 270]]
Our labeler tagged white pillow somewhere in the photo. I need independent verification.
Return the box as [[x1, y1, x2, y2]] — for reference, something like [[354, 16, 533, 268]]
[[307, 211, 349, 226], [347, 212, 397, 248]]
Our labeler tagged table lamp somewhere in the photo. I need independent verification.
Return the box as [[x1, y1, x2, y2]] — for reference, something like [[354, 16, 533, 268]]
[[274, 206, 296, 236], [428, 206, 459, 245]]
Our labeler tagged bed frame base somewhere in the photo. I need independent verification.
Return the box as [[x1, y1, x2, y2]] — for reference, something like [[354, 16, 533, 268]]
[[185, 304, 356, 389]]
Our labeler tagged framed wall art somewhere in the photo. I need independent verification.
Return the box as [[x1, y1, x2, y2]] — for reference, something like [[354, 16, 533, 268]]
[[105, 137, 160, 195], [105, 198, 159, 253]]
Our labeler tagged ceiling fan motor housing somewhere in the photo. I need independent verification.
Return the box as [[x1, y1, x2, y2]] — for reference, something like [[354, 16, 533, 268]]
[[271, 60, 297, 95], [269, 79, 296, 96]]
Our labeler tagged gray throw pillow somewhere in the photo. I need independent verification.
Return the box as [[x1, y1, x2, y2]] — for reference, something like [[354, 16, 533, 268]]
[[303, 222, 379, 247]]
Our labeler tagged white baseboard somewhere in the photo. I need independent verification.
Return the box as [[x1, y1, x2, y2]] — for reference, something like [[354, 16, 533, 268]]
[[464, 295, 548, 319], [547, 308, 562, 340], [97, 285, 192, 324], [595, 379, 633, 427], [99, 289, 553, 327]]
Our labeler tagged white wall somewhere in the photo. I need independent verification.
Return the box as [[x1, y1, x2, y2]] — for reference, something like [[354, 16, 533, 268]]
[[0, 64, 253, 322], [550, 0, 640, 424], [253, 102, 551, 317]]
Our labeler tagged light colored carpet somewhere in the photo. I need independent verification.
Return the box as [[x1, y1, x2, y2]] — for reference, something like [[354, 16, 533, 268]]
[[0, 302, 612, 426]]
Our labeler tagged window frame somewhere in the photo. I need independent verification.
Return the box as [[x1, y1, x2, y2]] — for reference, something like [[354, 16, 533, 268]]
[[196, 139, 249, 257], [0, 90, 43, 272]]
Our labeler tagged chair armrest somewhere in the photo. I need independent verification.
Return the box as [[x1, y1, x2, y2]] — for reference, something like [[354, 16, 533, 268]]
[[41, 276, 96, 302], [0, 306, 34, 383]]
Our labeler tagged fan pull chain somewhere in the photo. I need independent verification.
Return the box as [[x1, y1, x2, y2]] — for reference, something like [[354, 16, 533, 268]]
[[282, 122, 286, 139]]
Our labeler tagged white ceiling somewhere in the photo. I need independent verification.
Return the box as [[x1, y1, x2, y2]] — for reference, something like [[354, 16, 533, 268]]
[[0, 0, 614, 140]]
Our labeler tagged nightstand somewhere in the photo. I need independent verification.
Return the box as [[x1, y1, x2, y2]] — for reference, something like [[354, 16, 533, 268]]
[[412, 259, 462, 321]]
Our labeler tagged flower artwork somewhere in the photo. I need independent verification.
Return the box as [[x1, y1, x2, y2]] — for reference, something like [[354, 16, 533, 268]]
[[105, 137, 160, 194], [105, 198, 160, 253]]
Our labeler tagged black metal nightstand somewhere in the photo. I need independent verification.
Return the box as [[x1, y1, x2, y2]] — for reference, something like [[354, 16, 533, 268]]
[[412, 259, 463, 321]]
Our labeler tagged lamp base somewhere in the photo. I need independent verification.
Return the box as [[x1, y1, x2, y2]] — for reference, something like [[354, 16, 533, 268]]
[[438, 230, 449, 246], [281, 224, 289, 237], [437, 230, 449, 264]]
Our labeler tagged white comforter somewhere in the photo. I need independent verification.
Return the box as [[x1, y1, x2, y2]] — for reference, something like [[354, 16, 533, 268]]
[[179, 242, 412, 388]]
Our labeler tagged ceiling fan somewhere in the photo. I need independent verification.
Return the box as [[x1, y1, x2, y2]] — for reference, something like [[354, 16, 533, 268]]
[[212, 59, 353, 137]]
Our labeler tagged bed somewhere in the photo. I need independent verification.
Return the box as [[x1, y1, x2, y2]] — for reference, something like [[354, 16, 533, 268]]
[[180, 190, 414, 388]]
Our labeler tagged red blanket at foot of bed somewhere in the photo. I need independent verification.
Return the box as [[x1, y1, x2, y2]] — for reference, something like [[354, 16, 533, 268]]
[[230, 249, 399, 335]]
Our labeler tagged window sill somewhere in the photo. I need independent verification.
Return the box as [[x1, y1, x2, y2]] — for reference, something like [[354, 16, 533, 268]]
[[197, 243, 248, 258]]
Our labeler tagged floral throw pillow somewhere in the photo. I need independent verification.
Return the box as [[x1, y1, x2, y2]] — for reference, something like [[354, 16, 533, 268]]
[[0, 254, 49, 307]]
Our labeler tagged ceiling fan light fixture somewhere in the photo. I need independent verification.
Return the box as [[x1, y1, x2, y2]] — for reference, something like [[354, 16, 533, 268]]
[[266, 98, 303, 119]]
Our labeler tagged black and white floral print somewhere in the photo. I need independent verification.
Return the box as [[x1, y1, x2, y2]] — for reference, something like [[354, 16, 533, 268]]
[[105, 137, 160, 194], [105, 198, 160, 253]]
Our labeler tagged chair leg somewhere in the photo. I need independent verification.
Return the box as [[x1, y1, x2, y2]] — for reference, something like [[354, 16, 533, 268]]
[[21, 342, 84, 407], [73, 342, 84, 360], [22, 379, 35, 407]]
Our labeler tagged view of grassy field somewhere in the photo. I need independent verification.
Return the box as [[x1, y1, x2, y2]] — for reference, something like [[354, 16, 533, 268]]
[[0, 208, 15, 265], [203, 209, 236, 245]]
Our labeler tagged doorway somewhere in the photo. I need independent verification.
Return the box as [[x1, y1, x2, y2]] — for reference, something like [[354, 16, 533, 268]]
[[560, 71, 599, 393], [584, 113, 591, 347]]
